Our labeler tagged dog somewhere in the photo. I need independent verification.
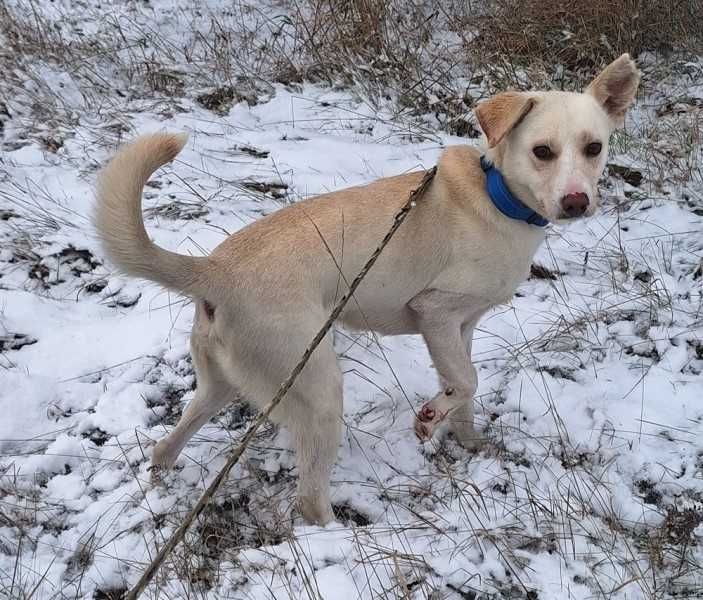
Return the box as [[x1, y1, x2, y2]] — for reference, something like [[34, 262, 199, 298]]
[[95, 54, 640, 525]]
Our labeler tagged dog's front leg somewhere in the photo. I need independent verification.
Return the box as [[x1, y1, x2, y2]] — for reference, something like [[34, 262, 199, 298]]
[[409, 292, 483, 449], [445, 320, 483, 448], [413, 322, 480, 446]]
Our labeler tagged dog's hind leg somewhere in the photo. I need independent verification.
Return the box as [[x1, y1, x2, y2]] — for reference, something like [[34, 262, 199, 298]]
[[151, 338, 236, 478], [282, 336, 343, 525]]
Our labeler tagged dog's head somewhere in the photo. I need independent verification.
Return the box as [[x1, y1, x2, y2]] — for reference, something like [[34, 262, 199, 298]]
[[475, 54, 640, 223]]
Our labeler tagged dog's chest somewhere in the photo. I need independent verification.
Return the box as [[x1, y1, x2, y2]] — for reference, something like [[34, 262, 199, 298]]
[[472, 250, 533, 304], [432, 225, 544, 305]]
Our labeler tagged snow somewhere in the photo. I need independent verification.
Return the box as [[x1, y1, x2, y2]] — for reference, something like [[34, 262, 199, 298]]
[[2, 2, 703, 599]]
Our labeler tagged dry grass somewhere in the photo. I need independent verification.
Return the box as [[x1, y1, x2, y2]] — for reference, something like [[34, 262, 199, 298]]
[[467, 0, 703, 73], [1, 0, 701, 137], [288, 0, 703, 95]]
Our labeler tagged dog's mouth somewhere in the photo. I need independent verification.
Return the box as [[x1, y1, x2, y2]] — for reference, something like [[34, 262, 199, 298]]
[[557, 211, 589, 221], [554, 206, 598, 222]]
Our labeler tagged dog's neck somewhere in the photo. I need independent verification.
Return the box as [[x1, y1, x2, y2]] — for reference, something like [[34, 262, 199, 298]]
[[479, 156, 549, 227]]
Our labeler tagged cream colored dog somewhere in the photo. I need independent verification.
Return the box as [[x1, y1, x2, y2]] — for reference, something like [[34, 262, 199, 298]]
[[95, 55, 639, 524]]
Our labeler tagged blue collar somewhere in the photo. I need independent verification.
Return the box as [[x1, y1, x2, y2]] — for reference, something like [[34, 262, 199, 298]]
[[480, 156, 549, 227]]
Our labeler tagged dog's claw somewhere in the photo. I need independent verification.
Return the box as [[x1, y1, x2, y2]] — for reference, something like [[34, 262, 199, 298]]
[[148, 463, 164, 484]]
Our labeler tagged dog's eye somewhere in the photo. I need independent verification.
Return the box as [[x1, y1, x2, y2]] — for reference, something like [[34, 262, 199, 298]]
[[532, 145, 553, 160], [585, 142, 602, 157]]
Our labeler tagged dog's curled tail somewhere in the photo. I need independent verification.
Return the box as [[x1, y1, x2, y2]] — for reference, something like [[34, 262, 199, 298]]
[[95, 133, 210, 297]]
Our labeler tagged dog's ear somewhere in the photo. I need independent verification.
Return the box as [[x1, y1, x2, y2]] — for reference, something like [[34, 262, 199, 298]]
[[474, 92, 536, 148], [586, 54, 640, 127]]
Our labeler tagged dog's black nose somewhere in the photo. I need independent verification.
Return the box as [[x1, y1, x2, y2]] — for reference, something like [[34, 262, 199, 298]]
[[560, 193, 589, 218]]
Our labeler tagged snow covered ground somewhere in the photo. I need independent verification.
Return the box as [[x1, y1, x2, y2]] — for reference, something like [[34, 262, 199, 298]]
[[1, 2, 703, 599]]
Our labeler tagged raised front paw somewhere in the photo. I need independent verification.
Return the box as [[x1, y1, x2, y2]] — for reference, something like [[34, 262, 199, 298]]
[[414, 402, 447, 441]]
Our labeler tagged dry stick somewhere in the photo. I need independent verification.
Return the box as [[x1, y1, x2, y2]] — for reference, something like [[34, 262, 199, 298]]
[[125, 165, 437, 600]]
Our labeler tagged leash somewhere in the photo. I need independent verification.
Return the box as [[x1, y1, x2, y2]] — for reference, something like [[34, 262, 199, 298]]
[[125, 165, 437, 599]]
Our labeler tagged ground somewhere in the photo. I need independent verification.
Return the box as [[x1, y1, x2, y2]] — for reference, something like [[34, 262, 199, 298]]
[[1, 1, 703, 599]]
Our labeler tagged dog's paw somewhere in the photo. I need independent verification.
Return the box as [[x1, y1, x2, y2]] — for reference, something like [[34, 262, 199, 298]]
[[148, 463, 166, 485], [149, 440, 179, 484], [449, 425, 485, 451], [298, 497, 335, 526], [414, 402, 448, 441]]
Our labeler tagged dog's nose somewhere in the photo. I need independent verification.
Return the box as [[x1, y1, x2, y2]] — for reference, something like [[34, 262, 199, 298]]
[[560, 193, 589, 218]]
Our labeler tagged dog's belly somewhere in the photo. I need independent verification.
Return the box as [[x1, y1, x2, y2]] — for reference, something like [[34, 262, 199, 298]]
[[339, 304, 418, 335]]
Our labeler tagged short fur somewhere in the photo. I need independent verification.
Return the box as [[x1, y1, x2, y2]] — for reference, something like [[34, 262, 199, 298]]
[[95, 55, 639, 524]]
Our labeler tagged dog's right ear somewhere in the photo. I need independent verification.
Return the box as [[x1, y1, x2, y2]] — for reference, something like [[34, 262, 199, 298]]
[[475, 92, 536, 148]]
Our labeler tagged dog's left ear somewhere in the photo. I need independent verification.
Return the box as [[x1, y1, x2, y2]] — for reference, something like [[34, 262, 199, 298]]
[[475, 92, 536, 148], [586, 54, 640, 128]]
